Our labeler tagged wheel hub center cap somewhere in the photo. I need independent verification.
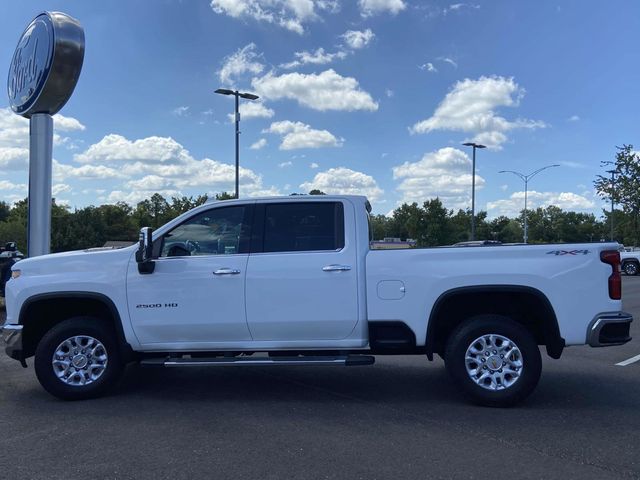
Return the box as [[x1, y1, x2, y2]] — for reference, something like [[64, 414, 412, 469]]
[[72, 354, 88, 369], [486, 355, 502, 371]]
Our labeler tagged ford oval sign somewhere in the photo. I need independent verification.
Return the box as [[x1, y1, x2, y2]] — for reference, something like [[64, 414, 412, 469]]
[[7, 12, 85, 118]]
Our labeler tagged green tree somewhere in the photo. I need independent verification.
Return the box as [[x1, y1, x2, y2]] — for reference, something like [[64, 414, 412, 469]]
[[369, 214, 393, 240], [215, 192, 235, 200], [488, 216, 523, 243], [0, 201, 10, 223], [168, 195, 209, 218], [390, 202, 423, 241], [594, 145, 640, 244], [133, 194, 171, 229], [421, 198, 452, 246]]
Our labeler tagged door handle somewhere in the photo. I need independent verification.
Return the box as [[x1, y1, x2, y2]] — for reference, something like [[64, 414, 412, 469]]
[[213, 268, 241, 275], [322, 264, 351, 272]]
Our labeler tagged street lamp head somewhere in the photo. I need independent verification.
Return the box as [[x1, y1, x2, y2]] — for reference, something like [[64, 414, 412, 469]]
[[462, 142, 486, 149], [239, 92, 259, 100], [215, 88, 235, 95]]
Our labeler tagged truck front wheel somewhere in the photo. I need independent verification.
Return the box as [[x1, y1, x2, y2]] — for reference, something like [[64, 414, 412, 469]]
[[444, 315, 541, 407], [623, 261, 639, 276], [34, 317, 124, 400]]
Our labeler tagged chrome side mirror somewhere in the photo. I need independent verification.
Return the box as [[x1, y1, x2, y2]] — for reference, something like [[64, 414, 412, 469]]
[[136, 227, 155, 274]]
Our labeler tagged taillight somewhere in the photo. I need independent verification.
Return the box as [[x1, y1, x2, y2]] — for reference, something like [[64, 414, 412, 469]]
[[600, 250, 622, 300]]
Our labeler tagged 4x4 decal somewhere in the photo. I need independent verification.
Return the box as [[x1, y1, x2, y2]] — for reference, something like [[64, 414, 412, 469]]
[[546, 249, 590, 256]]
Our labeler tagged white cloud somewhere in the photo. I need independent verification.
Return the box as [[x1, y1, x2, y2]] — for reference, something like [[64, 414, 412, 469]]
[[0, 107, 85, 149], [54, 115, 86, 132], [264, 120, 343, 150], [393, 147, 484, 210], [107, 189, 183, 205], [172, 106, 190, 116], [74, 134, 193, 164], [359, 0, 406, 17], [250, 138, 268, 150], [341, 29, 375, 49], [410, 76, 546, 149], [385, 89, 394, 98], [218, 43, 264, 85], [559, 160, 586, 169], [246, 186, 283, 197], [278, 161, 293, 168], [253, 69, 378, 111], [444, 3, 480, 14], [227, 102, 275, 122], [439, 57, 458, 68], [568, 115, 580, 122], [52, 184, 72, 196], [487, 191, 595, 218], [0, 180, 27, 192], [420, 58, 457, 72], [300, 167, 384, 201], [420, 62, 437, 73], [310, 162, 319, 169], [210, 0, 338, 34], [0, 147, 28, 170], [281, 48, 347, 69], [53, 160, 126, 181], [74, 134, 278, 202]]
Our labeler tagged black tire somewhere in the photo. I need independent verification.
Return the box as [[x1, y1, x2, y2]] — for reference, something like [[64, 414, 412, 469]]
[[34, 317, 124, 400], [445, 315, 541, 407], [623, 261, 639, 276]]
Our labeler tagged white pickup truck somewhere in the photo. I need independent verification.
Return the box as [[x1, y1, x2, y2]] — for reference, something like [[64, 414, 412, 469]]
[[1, 195, 633, 406]]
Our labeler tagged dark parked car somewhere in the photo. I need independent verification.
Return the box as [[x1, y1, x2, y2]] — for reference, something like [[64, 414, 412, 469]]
[[0, 242, 24, 297]]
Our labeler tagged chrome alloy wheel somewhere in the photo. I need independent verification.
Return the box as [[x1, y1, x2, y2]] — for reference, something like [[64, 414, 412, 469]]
[[464, 334, 523, 391], [52, 335, 108, 386]]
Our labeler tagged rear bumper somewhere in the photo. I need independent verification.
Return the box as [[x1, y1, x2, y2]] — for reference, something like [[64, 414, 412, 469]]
[[1, 324, 23, 361], [587, 312, 633, 347]]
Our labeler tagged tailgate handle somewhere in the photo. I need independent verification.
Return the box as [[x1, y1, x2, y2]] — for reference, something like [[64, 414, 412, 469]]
[[213, 268, 241, 275], [322, 264, 351, 272]]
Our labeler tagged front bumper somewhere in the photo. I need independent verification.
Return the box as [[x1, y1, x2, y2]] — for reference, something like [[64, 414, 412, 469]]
[[587, 312, 633, 347], [1, 324, 23, 361]]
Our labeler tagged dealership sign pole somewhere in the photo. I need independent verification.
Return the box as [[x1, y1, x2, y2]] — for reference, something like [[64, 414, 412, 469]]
[[7, 11, 84, 257]]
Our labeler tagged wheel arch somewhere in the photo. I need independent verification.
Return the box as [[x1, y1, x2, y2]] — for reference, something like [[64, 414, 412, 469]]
[[19, 292, 133, 360], [425, 285, 565, 361]]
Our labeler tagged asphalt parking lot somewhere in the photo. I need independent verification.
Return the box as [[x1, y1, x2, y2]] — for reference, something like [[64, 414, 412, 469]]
[[1, 279, 639, 480]]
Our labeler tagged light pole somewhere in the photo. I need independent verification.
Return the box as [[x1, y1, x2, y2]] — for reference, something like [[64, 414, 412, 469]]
[[462, 142, 486, 240], [606, 169, 617, 241], [214, 89, 259, 199], [499, 164, 560, 244]]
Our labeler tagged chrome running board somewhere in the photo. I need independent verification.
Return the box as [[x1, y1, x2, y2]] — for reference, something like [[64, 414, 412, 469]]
[[141, 355, 375, 367]]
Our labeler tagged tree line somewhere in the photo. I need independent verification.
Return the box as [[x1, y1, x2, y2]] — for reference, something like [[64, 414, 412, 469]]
[[0, 145, 638, 252]]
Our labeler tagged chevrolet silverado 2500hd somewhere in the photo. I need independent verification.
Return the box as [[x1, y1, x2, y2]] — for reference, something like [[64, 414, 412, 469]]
[[1, 196, 633, 406]]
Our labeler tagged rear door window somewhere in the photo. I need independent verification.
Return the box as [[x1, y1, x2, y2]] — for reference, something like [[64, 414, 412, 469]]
[[262, 202, 344, 253]]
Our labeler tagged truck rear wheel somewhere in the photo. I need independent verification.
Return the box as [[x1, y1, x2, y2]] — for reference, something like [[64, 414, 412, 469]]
[[444, 315, 541, 407], [34, 317, 124, 400]]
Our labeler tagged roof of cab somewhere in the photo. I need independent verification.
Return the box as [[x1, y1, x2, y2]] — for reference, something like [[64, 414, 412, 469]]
[[205, 194, 368, 204]]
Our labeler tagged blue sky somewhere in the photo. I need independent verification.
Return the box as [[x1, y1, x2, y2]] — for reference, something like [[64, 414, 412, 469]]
[[1, 0, 639, 216]]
